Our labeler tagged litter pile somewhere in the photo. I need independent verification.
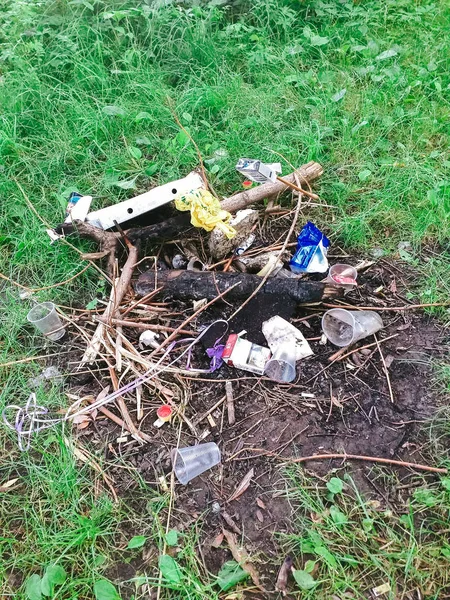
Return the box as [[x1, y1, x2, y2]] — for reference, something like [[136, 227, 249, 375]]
[[4, 158, 448, 592]]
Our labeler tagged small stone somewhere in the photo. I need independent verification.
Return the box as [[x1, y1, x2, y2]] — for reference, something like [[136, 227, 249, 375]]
[[211, 501, 221, 514]]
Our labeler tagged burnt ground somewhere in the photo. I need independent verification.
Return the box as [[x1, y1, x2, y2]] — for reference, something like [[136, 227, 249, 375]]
[[66, 257, 448, 594]]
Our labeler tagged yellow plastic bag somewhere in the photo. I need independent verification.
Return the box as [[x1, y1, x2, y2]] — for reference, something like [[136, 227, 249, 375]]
[[175, 189, 236, 239]]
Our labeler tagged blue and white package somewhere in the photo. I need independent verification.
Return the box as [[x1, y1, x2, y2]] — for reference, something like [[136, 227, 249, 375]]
[[289, 222, 330, 274]]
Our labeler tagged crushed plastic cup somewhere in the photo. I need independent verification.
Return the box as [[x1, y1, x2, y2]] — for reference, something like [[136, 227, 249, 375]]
[[27, 302, 66, 341], [264, 343, 296, 383], [322, 308, 383, 347], [171, 442, 221, 485], [325, 264, 357, 292]]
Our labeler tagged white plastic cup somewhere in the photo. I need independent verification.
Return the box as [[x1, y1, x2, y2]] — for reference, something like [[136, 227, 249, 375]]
[[27, 302, 66, 341], [172, 442, 221, 485], [322, 308, 383, 347], [325, 264, 357, 292], [264, 343, 296, 383]]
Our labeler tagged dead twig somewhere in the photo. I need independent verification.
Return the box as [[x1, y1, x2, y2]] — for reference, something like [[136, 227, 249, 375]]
[[225, 381, 235, 426], [94, 316, 194, 336], [329, 333, 399, 363], [375, 334, 395, 403], [225, 447, 447, 474]]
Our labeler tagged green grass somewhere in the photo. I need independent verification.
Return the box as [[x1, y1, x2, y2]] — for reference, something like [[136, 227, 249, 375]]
[[0, 0, 449, 598], [280, 468, 450, 598]]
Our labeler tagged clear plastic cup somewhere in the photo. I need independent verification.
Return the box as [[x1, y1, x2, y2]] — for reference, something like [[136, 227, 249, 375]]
[[264, 343, 296, 383], [325, 264, 357, 292], [27, 302, 66, 341], [172, 442, 221, 485], [322, 309, 383, 347]]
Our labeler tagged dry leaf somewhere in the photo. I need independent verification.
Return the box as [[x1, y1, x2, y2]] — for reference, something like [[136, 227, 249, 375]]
[[396, 322, 411, 331], [256, 497, 266, 510], [222, 529, 266, 592], [389, 279, 397, 293], [72, 414, 90, 424], [77, 420, 91, 430], [221, 511, 241, 535], [275, 556, 293, 595], [256, 510, 264, 523], [0, 478, 19, 492], [211, 532, 224, 548], [227, 468, 254, 503], [96, 386, 110, 402]]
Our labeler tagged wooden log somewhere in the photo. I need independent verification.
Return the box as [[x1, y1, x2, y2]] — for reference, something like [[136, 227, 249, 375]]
[[56, 162, 323, 275], [135, 269, 341, 303], [220, 161, 323, 213]]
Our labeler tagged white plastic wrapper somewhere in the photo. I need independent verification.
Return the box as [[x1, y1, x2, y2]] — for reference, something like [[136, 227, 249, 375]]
[[262, 316, 313, 361]]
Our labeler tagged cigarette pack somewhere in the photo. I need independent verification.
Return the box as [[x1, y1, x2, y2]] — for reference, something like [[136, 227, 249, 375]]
[[222, 334, 271, 375]]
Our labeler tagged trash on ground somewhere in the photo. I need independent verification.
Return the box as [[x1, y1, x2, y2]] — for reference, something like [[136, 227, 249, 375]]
[[29, 366, 63, 388], [325, 263, 357, 291], [64, 192, 92, 224], [234, 251, 284, 277], [87, 171, 203, 230], [175, 188, 236, 238], [208, 209, 258, 259], [171, 442, 221, 484], [234, 233, 256, 256], [371, 582, 391, 597], [322, 308, 383, 347], [290, 221, 330, 274], [262, 315, 313, 361], [236, 158, 281, 183], [27, 302, 66, 341], [154, 404, 173, 428], [139, 330, 160, 350], [264, 343, 296, 382], [222, 333, 271, 375]]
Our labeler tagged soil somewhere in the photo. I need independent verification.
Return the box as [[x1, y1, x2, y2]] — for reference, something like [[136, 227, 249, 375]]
[[65, 256, 448, 595]]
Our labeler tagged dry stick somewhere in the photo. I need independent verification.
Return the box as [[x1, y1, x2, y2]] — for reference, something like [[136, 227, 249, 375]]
[[94, 316, 194, 336], [0, 350, 73, 369], [375, 334, 395, 403], [321, 301, 450, 312], [225, 380, 235, 426], [0, 264, 90, 293], [107, 365, 151, 444], [328, 333, 399, 363], [276, 175, 319, 200], [86, 396, 134, 434], [193, 394, 227, 426], [225, 448, 447, 474], [121, 287, 163, 317], [229, 190, 304, 321]]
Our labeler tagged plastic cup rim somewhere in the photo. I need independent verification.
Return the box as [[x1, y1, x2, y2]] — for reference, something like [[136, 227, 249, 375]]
[[322, 308, 357, 346], [27, 301, 56, 324]]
